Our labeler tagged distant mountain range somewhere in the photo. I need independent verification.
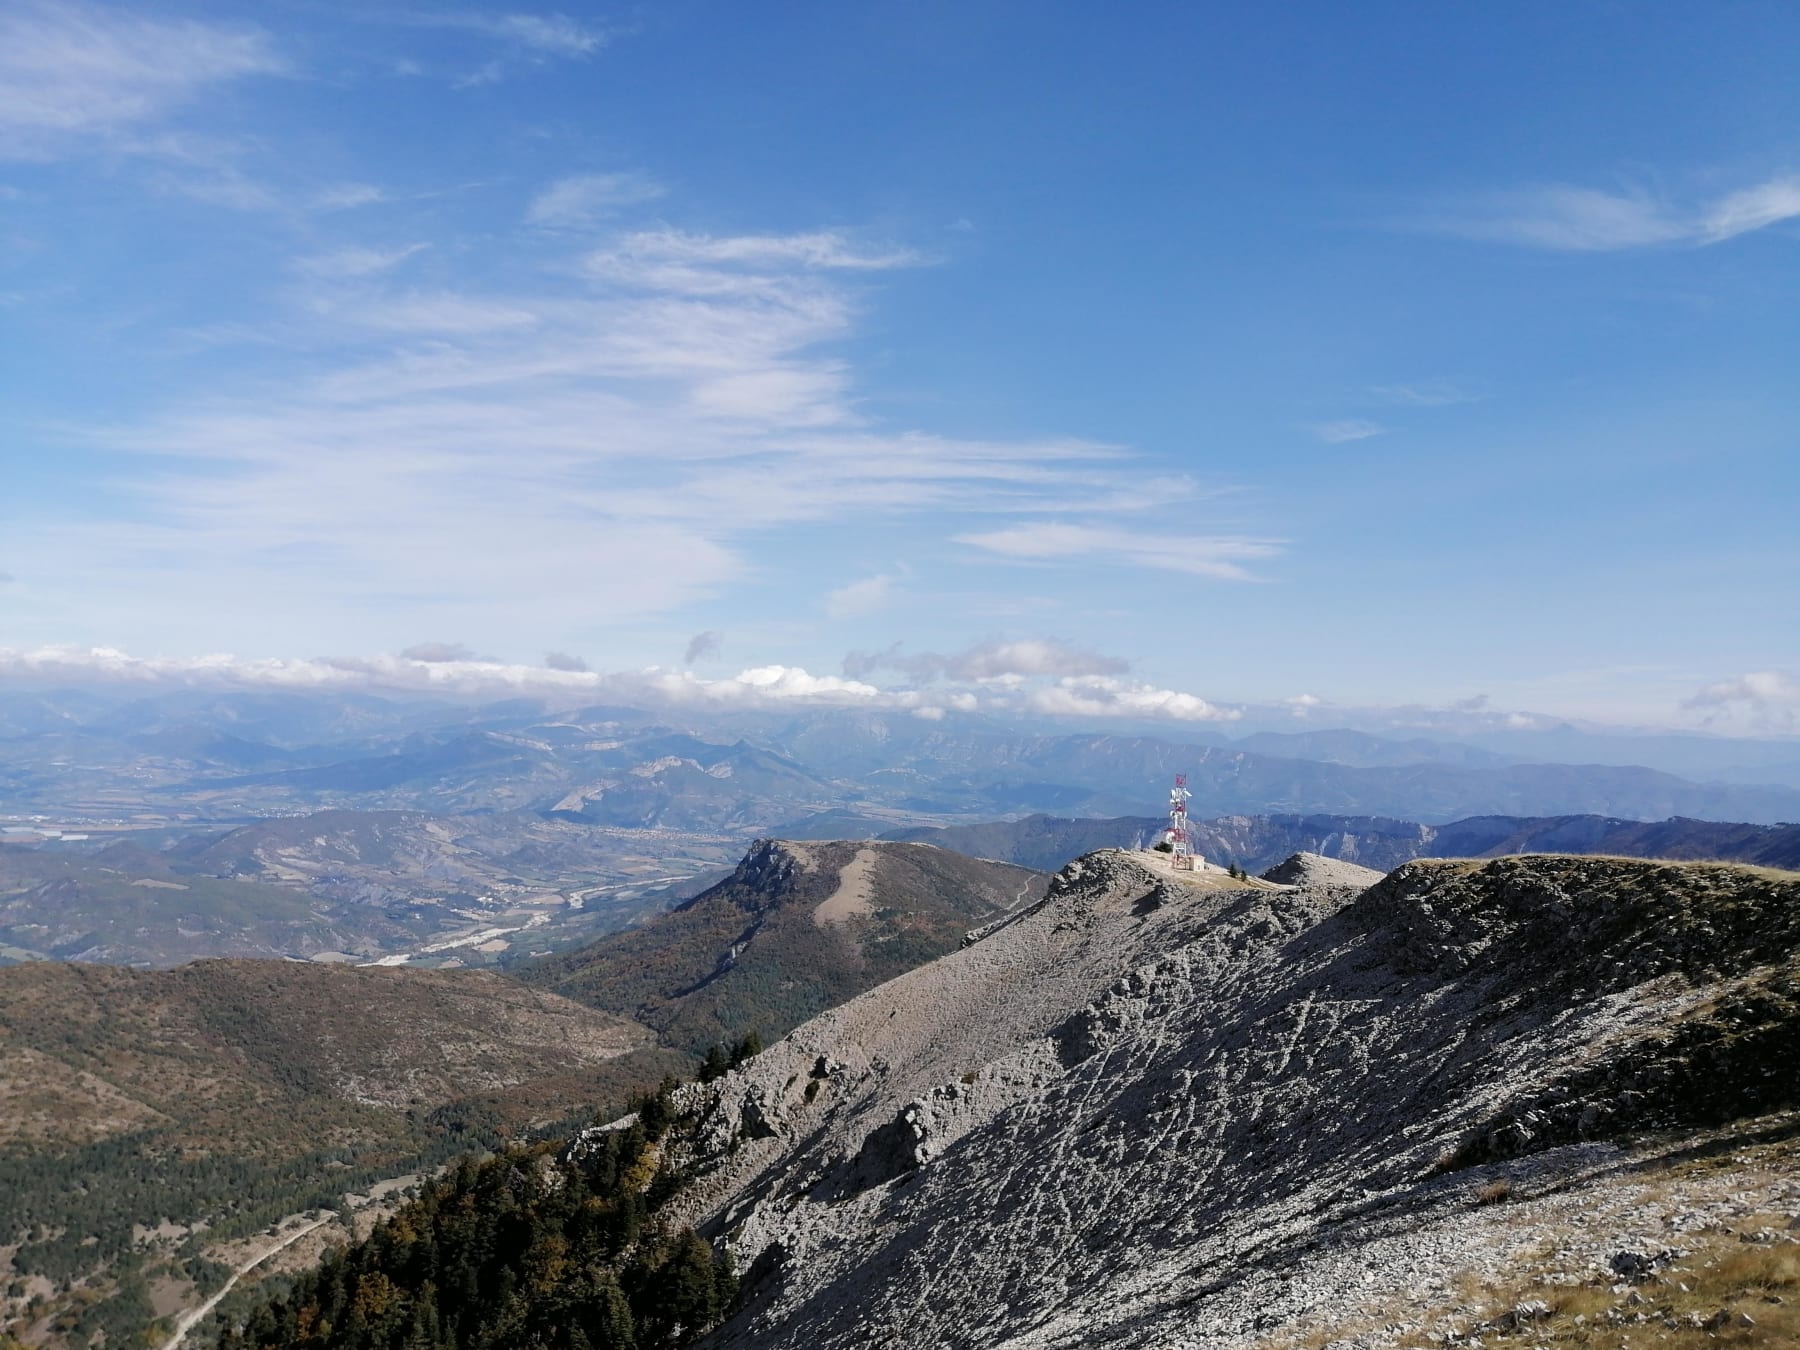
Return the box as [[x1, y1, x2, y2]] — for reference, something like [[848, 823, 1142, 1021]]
[[889, 810, 1800, 873], [5, 794, 1794, 971], [3, 682, 1797, 972], [5, 688, 1799, 834]]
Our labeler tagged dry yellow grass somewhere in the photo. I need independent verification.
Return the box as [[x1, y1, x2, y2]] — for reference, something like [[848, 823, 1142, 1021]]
[[1396, 1234, 1800, 1349], [1258, 1238, 1799, 1350]]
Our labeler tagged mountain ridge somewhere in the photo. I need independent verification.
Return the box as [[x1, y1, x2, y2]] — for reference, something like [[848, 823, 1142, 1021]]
[[887, 809, 1800, 872], [649, 849, 1800, 1347], [9, 689, 1800, 832], [521, 839, 1048, 1054]]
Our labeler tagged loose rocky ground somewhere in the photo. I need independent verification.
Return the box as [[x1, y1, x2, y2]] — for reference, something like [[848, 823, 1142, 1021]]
[[643, 850, 1798, 1348], [1257, 1114, 1800, 1350]]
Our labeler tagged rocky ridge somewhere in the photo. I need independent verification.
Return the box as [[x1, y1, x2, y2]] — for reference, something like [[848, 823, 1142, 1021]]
[[889, 810, 1800, 874], [523, 839, 1047, 1054], [648, 850, 1799, 1348]]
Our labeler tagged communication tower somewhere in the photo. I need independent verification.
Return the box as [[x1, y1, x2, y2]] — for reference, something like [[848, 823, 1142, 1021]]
[[1164, 774, 1201, 871]]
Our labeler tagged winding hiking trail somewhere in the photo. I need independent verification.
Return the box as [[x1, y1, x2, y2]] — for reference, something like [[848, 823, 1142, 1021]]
[[159, 1213, 335, 1350]]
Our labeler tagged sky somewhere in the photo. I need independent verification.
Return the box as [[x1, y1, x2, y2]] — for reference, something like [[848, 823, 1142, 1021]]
[[1, 0, 1797, 734]]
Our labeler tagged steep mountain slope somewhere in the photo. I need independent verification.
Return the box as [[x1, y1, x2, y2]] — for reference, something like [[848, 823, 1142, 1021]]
[[0, 960, 654, 1151], [817, 729, 1800, 824], [0, 959, 681, 1347], [658, 851, 1799, 1348], [892, 809, 1800, 872], [1227, 727, 1510, 767], [522, 840, 1047, 1054]]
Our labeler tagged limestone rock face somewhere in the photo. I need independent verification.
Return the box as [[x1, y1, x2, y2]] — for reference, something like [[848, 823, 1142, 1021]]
[[656, 851, 1800, 1350]]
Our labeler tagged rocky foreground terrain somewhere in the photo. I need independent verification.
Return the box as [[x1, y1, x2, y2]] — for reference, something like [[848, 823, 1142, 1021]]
[[646, 849, 1799, 1348]]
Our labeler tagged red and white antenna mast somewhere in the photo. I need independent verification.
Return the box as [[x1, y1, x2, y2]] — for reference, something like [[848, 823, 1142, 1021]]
[[1165, 774, 1198, 871]]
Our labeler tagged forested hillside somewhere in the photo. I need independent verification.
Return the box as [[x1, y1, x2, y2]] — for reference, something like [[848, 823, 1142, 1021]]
[[217, 1084, 736, 1350], [0, 962, 685, 1348]]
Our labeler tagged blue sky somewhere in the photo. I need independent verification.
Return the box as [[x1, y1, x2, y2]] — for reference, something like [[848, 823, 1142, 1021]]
[[1, 1, 1797, 732]]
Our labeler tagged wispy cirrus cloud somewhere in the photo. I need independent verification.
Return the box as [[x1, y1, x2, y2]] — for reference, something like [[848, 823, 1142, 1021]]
[[312, 182, 386, 211], [476, 13, 604, 56], [294, 242, 429, 280], [955, 523, 1282, 580], [23, 213, 1150, 654], [1407, 174, 1800, 251], [393, 10, 607, 86], [824, 574, 895, 621], [527, 172, 665, 229], [583, 228, 923, 302], [0, 1, 281, 160], [1368, 379, 1480, 408], [1311, 418, 1385, 444]]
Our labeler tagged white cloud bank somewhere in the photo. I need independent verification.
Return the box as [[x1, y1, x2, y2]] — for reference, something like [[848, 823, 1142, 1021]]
[[0, 645, 889, 707], [844, 637, 1129, 683], [1682, 670, 1800, 731], [0, 645, 1242, 726], [1027, 675, 1240, 723]]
